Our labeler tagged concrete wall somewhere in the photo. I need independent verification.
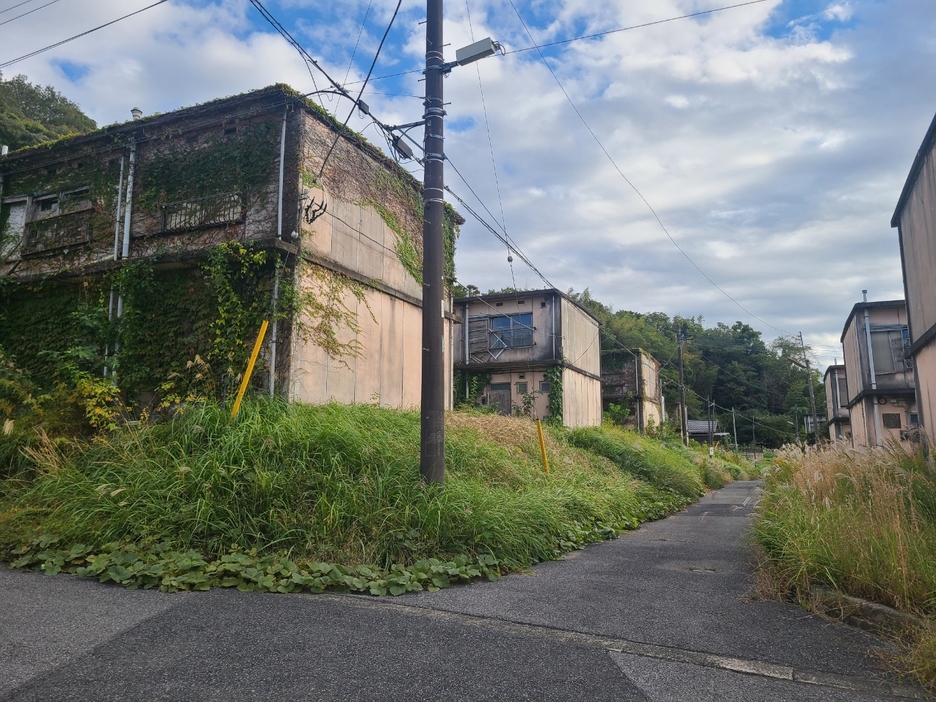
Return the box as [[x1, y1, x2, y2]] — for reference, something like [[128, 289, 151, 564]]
[[895, 126, 936, 441], [562, 367, 602, 428], [559, 296, 600, 377], [480, 368, 552, 420], [290, 111, 451, 411], [915, 342, 936, 443]]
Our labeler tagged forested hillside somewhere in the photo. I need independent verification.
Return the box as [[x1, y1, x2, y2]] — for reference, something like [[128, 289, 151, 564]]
[[567, 290, 824, 448], [0, 72, 96, 152]]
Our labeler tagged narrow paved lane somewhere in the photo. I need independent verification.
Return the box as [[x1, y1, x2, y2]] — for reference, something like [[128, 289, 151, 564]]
[[0, 481, 924, 700]]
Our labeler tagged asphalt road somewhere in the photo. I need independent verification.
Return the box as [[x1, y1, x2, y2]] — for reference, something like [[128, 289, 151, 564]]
[[0, 481, 926, 701]]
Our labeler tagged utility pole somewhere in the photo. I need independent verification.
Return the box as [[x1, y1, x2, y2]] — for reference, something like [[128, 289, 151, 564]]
[[707, 396, 714, 446], [677, 333, 687, 446], [798, 332, 820, 444], [420, 0, 446, 484], [732, 407, 738, 450]]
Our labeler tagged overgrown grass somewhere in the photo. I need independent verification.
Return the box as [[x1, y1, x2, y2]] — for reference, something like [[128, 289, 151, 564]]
[[752, 443, 936, 688], [0, 401, 718, 593], [565, 425, 745, 496]]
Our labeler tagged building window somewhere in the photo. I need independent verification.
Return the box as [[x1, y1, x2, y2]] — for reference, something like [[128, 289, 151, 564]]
[[836, 377, 848, 407], [909, 413, 919, 426], [490, 313, 533, 350], [870, 328, 910, 374], [882, 413, 901, 429], [540, 381, 551, 393], [516, 382, 528, 395]]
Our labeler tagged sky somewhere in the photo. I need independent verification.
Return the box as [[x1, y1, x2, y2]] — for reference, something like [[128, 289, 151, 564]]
[[2, 0, 935, 371]]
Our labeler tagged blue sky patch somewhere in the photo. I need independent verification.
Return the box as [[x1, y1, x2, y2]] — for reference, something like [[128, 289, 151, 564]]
[[53, 60, 90, 83]]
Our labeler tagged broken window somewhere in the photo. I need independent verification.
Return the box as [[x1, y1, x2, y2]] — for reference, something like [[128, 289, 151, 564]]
[[489, 313, 533, 350], [870, 328, 910, 375]]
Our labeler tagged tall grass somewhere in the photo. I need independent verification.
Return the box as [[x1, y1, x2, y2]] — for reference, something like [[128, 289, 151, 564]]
[[565, 425, 742, 497], [753, 443, 936, 688], [0, 401, 698, 572], [754, 443, 936, 613]]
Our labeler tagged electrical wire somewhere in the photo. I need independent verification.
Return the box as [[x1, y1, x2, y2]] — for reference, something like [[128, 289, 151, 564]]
[[343, 0, 373, 85], [503, 0, 770, 55], [351, 0, 771, 85], [0, 0, 41, 15], [508, 0, 792, 339], [0, 0, 62, 27], [0, 0, 170, 69], [317, 0, 402, 178]]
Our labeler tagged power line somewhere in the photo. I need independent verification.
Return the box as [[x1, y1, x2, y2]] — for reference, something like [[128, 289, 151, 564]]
[[352, 0, 771, 86], [0, 0, 170, 69], [0, 0, 41, 15], [503, 0, 770, 55], [0, 0, 62, 27], [507, 0, 792, 338], [343, 0, 373, 85]]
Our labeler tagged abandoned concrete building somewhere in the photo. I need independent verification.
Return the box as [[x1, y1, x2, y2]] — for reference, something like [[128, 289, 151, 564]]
[[452, 289, 602, 427], [600, 348, 664, 433], [0, 84, 459, 410]]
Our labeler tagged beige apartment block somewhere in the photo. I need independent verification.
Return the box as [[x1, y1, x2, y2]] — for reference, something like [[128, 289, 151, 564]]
[[453, 289, 602, 427], [0, 84, 456, 411], [839, 299, 917, 447], [892, 109, 936, 443]]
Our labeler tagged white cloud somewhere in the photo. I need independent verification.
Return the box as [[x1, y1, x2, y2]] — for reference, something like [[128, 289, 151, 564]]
[[1, 0, 934, 371]]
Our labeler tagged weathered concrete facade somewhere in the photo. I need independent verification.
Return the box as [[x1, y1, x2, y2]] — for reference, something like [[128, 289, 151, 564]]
[[892, 110, 936, 443], [0, 84, 453, 411], [601, 349, 663, 433], [839, 300, 917, 447], [453, 289, 601, 427], [823, 364, 851, 442]]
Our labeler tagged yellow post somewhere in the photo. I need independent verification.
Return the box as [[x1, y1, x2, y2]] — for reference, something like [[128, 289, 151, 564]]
[[536, 419, 550, 474], [231, 319, 269, 419]]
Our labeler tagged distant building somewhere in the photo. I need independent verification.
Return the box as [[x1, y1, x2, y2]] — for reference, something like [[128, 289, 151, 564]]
[[891, 109, 936, 443], [453, 289, 601, 427], [686, 419, 728, 446], [823, 364, 851, 443], [601, 348, 664, 433], [839, 298, 917, 447]]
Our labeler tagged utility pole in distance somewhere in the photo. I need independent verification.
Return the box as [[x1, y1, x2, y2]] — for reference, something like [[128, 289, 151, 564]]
[[677, 333, 688, 446], [420, 0, 446, 484], [797, 332, 820, 444]]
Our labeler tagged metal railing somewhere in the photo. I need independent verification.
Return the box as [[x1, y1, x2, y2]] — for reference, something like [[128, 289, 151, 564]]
[[161, 192, 243, 233]]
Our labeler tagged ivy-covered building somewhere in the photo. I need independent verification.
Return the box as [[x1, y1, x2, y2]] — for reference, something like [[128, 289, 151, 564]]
[[453, 289, 601, 427], [0, 84, 458, 410]]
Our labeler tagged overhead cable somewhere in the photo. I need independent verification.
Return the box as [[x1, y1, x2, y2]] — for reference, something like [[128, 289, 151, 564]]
[[0, 0, 62, 27], [0, 0, 170, 69], [507, 0, 792, 337]]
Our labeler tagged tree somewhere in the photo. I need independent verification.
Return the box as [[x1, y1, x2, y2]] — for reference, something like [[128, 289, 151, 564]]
[[0, 72, 96, 152]]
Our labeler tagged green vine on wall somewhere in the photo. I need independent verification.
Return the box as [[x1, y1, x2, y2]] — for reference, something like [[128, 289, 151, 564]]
[[137, 121, 280, 209], [454, 370, 492, 409], [545, 365, 564, 424]]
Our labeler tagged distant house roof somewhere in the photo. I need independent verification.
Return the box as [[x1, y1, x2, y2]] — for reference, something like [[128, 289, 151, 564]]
[[686, 420, 717, 434]]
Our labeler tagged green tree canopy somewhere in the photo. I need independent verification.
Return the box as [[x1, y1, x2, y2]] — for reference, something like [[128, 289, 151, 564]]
[[0, 72, 96, 152]]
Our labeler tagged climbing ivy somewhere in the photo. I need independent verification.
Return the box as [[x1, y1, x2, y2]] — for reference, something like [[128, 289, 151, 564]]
[[137, 121, 280, 210], [545, 365, 564, 425], [454, 370, 492, 409]]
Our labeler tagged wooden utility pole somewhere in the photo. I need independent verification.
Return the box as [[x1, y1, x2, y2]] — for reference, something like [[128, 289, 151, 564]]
[[797, 332, 820, 444], [420, 0, 446, 484], [677, 333, 688, 446]]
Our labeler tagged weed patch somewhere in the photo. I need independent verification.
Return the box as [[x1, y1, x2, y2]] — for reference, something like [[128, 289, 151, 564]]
[[0, 402, 698, 594]]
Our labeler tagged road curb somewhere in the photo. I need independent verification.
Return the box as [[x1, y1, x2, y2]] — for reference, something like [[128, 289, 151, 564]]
[[808, 584, 927, 636]]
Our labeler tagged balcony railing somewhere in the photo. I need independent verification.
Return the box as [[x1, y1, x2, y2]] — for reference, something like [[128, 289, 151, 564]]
[[22, 208, 93, 255], [161, 192, 244, 233]]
